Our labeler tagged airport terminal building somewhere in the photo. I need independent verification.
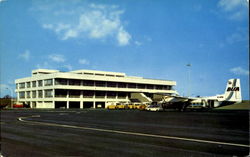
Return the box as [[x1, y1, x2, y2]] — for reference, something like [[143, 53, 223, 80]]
[[15, 69, 177, 109]]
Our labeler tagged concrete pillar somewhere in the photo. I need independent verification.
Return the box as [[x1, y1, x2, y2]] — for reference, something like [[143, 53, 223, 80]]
[[52, 89, 55, 98], [80, 91, 83, 98], [104, 91, 107, 100], [93, 101, 96, 108], [80, 101, 83, 109], [66, 101, 69, 109]]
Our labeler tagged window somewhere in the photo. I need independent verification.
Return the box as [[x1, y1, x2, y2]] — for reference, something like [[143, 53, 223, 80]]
[[38, 80, 43, 87], [69, 90, 80, 98], [55, 79, 67, 85], [45, 90, 53, 98], [107, 82, 117, 87], [19, 92, 25, 98], [118, 92, 126, 98], [147, 84, 154, 89], [96, 91, 105, 98], [32, 81, 36, 87], [83, 80, 94, 86], [118, 82, 126, 88], [156, 85, 163, 90], [55, 89, 67, 98], [163, 85, 171, 90], [137, 84, 146, 89], [69, 79, 81, 86], [38, 90, 43, 98], [95, 73, 104, 76], [19, 83, 25, 89], [26, 91, 31, 98], [26, 82, 31, 88], [84, 72, 94, 75], [107, 91, 116, 98], [16, 84, 18, 89], [128, 83, 136, 88], [83, 91, 94, 98], [106, 74, 115, 77], [95, 81, 106, 87], [44, 79, 53, 86], [116, 75, 124, 77], [32, 91, 36, 98]]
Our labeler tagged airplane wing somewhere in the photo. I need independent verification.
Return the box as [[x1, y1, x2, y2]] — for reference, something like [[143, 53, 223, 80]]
[[161, 95, 196, 111]]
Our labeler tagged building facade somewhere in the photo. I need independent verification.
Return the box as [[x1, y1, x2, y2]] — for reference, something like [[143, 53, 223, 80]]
[[15, 69, 177, 109]]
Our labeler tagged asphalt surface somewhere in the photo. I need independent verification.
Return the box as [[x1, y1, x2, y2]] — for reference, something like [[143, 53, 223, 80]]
[[0, 109, 249, 157]]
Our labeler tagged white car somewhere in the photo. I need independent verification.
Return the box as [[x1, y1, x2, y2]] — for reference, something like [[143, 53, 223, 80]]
[[145, 105, 164, 112]]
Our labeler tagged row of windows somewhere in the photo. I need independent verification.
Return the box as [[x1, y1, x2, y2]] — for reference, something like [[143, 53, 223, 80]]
[[19, 90, 53, 99], [17, 79, 53, 89], [54, 79, 172, 90], [19, 90, 129, 99], [17, 79, 173, 90], [55, 90, 130, 98]]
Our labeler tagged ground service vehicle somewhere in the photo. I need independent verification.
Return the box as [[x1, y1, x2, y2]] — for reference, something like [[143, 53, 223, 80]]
[[107, 103, 116, 110], [13, 104, 24, 108], [139, 104, 147, 110], [134, 103, 141, 109], [127, 104, 134, 109], [115, 103, 127, 109]]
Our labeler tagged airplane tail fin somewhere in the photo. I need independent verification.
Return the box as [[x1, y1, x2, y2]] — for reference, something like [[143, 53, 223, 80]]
[[224, 79, 242, 103]]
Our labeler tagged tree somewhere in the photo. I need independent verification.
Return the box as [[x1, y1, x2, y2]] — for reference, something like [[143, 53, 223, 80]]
[[3, 95, 11, 99], [0, 95, 12, 109]]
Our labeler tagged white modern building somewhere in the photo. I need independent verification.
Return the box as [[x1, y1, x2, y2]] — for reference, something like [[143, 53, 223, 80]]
[[15, 69, 177, 109]]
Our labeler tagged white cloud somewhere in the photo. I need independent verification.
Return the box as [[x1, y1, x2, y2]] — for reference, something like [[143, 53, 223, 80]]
[[63, 29, 78, 40], [48, 54, 65, 63], [19, 50, 30, 61], [34, 2, 131, 46], [79, 59, 90, 65], [0, 0, 7, 3], [145, 36, 152, 42], [218, 0, 248, 20], [0, 84, 9, 90], [226, 32, 245, 44], [36, 61, 52, 69], [230, 67, 249, 75], [36, 61, 73, 71], [193, 4, 202, 11], [0, 84, 14, 97], [42, 24, 53, 29], [62, 64, 73, 71], [117, 27, 131, 46], [226, 27, 248, 44], [218, 0, 244, 11], [135, 41, 142, 46]]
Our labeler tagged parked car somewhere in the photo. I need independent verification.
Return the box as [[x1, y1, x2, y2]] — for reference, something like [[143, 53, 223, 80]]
[[145, 104, 163, 112], [97, 104, 102, 108]]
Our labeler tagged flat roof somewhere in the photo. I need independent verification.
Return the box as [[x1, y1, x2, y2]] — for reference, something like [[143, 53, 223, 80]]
[[16, 69, 176, 85], [70, 69, 126, 76]]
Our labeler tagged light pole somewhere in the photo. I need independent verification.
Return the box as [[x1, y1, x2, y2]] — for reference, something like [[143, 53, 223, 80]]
[[5, 87, 14, 108], [186, 64, 191, 97]]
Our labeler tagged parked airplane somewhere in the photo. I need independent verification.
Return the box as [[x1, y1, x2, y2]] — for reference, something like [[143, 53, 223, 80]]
[[160, 79, 242, 111]]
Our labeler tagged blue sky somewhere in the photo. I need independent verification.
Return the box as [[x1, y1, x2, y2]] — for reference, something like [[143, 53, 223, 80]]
[[0, 0, 249, 99]]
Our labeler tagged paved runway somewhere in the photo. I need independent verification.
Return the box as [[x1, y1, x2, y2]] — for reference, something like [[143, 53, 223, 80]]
[[0, 109, 249, 157]]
